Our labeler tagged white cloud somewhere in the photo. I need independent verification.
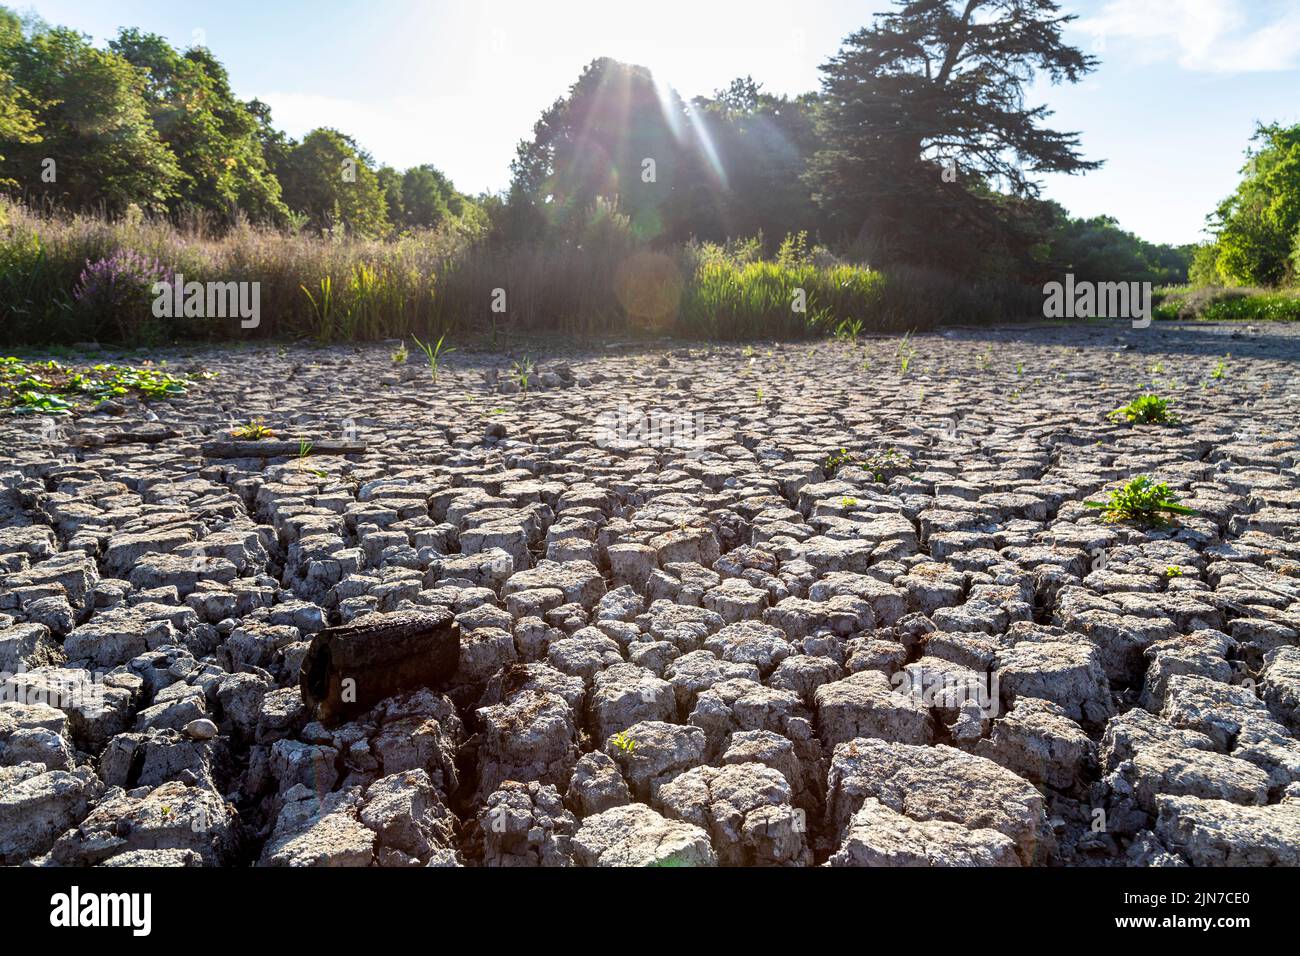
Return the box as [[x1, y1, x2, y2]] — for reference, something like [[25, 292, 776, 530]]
[[1078, 0, 1300, 72]]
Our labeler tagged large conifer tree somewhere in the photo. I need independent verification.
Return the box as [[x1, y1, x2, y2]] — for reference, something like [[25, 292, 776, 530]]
[[811, 0, 1100, 270]]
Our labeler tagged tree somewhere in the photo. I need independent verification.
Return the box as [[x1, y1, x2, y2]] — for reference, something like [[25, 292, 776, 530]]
[[688, 78, 824, 247], [246, 98, 293, 179], [400, 164, 454, 228], [1202, 123, 1300, 286], [1040, 203, 1189, 284], [376, 165, 403, 225], [109, 30, 287, 223], [0, 9, 41, 184], [810, 0, 1100, 270], [510, 57, 708, 242], [276, 128, 388, 236], [0, 23, 182, 212]]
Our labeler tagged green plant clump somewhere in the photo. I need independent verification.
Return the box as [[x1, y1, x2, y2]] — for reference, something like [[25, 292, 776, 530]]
[[231, 418, 274, 440], [1110, 393, 1177, 425], [1084, 476, 1198, 527], [1, 357, 192, 415]]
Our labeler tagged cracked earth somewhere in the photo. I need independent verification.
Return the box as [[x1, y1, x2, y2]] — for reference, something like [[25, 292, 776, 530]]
[[2, 321, 1299, 867]]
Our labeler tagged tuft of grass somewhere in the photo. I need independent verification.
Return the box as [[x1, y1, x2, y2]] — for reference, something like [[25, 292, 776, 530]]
[[896, 332, 917, 376], [391, 342, 409, 364], [1110, 393, 1177, 425], [511, 356, 535, 393], [1084, 476, 1198, 527], [411, 333, 454, 383], [1211, 357, 1228, 380], [679, 256, 886, 340], [835, 317, 865, 342]]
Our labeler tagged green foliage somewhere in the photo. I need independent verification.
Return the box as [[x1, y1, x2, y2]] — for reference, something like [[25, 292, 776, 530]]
[[679, 253, 885, 339], [896, 332, 916, 376], [1200, 123, 1300, 286], [686, 79, 823, 246], [860, 447, 911, 483], [810, 0, 1098, 270], [822, 446, 910, 482], [109, 30, 288, 224], [1084, 476, 1198, 527], [0, 13, 40, 180], [511, 357, 535, 392], [276, 129, 388, 237], [1042, 205, 1191, 285], [410, 333, 453, 382], [1153, 285, 1300, 322], [611, 732, 637, 755], [1, 356, 191, 413], [1110, 394, 1177, 425], [1, 24, 183, 212], [231, 418, 273, 439], [1, 196, 1053, 345], [824, 448, 854, 473], [511, 58, 689, 241]]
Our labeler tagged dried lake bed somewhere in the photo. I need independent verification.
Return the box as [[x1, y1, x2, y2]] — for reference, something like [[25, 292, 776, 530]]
[[2, 320, 1299, 867]]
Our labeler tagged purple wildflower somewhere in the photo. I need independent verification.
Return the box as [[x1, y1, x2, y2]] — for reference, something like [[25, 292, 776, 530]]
[[73, 251, 171, 311]]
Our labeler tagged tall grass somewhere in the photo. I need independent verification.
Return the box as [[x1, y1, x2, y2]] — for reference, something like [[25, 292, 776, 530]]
[[1, 198, 1043, 345]]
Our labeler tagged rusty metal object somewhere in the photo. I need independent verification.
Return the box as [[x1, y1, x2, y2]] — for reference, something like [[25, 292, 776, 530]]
[[300, 610, 459, 726]]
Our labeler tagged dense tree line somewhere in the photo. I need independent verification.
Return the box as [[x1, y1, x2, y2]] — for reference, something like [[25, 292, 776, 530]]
[[0, 6, 475, 236], [1, 0, 1195, 284]]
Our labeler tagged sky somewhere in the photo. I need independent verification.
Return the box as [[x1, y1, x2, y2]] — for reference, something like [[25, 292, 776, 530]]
[[13, 0, 1300, 245]]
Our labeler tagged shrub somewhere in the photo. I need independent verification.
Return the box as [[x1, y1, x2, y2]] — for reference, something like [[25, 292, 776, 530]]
[[1153, 284, 1300, 322]]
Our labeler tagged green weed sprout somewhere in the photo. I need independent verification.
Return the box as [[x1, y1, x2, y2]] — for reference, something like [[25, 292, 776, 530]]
[[896, 332, 916, 376], [1084, 476, 1198, 527], [612, 731, 637, 755], [1110, 393, 1177, 425], [411, 334, 454, 383], [511, 357, 535, 393], [232, 418, 274, 440]]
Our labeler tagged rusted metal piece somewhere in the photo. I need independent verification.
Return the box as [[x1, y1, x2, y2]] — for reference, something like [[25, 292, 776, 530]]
[[300, 610, 459, 726]]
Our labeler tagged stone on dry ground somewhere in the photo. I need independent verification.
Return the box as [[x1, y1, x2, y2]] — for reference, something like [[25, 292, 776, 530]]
[[1, 322, 1299, 867]]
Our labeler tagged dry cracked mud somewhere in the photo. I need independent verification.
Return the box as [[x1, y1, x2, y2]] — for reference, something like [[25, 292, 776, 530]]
[[2, 321, 1299, 867]]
